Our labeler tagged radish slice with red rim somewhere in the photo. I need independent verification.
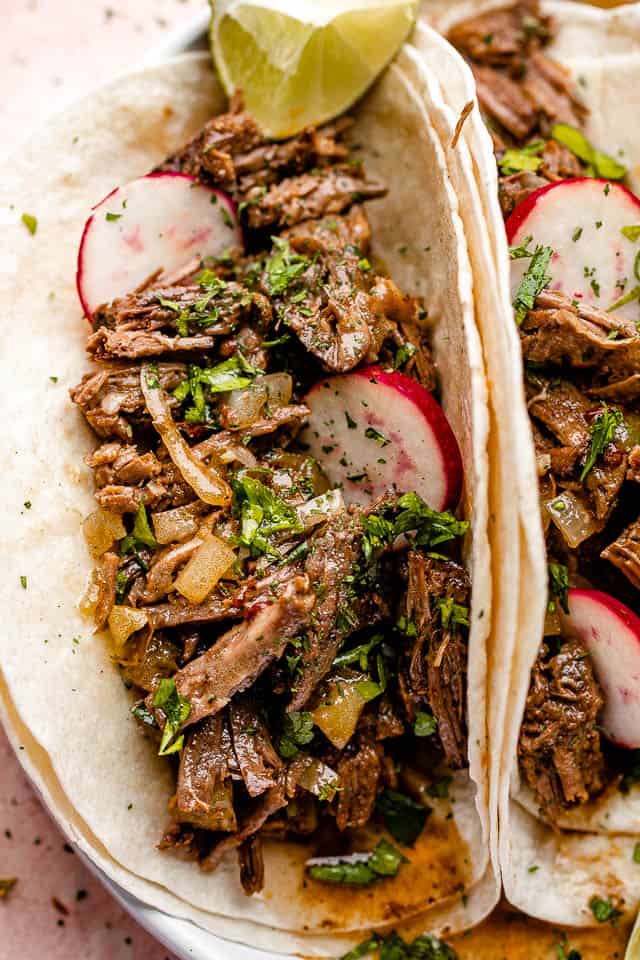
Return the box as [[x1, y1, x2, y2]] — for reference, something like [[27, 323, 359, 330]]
[[301, 366, 463, 511], [76, 172, 241, 319], [560, 588, 640, 749], [506, 178, 640, 321]]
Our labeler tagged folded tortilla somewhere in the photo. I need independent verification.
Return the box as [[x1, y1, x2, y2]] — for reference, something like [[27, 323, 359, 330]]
[[0, 48, 499, 949], [418, 0, 640, 928]]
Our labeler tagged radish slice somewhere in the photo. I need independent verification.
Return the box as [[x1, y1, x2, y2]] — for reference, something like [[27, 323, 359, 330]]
[[560, 588, 640, 749], [76, 172, 241, 318], [506, 178, 640, 321], [301, 366, 463, 511]]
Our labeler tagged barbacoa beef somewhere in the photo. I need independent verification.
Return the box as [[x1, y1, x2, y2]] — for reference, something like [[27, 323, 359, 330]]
[[518, 638, 606, 814], [399, 551, 470, 769]]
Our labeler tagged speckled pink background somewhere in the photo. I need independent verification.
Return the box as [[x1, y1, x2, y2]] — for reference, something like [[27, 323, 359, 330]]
[[1, 3, 207, 956]]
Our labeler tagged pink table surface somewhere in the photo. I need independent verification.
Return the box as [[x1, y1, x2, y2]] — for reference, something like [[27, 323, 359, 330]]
[[1, 2, 207, 956]]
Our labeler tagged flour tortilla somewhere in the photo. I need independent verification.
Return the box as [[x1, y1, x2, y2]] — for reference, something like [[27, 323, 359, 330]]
[[0, 50, 497, 947], [419, 0, 640, 927]]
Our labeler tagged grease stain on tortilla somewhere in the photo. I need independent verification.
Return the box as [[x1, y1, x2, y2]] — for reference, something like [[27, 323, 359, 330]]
[[262, 815, 470, 930]]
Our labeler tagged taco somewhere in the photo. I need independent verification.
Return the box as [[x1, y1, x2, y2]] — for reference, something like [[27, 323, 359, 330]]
[[0, 43, 498, 950], [419, 0, 640, 928]]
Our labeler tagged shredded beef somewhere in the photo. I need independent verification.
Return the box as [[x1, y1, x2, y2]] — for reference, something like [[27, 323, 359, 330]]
[[399, 552, 470, 769], [335, 737, 382, 831], [518, 638, 606, 814], [175, 714, 238, 831], [228, 699, 282, 797], [238, 836, 264, 895], [158, 575, 315, 729], [602, 517, 640, 590], [200, 777, 287, 873]]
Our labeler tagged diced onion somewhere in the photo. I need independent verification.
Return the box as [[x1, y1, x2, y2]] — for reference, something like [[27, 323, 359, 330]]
[[83, 508, 126, 557], [141, 365, 231, 507], [291, 756, 339, 797], [222, 374, 293, 430], [311, 668, 368, 750], [79, 574, 100, 619], [297, 490, 344, 530], [544, 491, 601, 548], [174, 534, 236, 603], [108, 606, 148, 650], [152, 502, 207, 545]]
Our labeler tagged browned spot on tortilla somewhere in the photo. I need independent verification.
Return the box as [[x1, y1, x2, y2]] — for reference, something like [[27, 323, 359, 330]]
[[266, 815, 470, 931], [451, 101, 474, 150]]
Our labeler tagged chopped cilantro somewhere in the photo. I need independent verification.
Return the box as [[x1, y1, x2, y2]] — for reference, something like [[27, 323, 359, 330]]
[[263, 237, 309, 296], [340, 935, 382, 960], [580, 404, 624, 481], [345, 411, 357, 429], [528, 865, 540, 874], [414, 711, 438, 737], [376, 789, 430, 846], [435, 597, 469, 631], [572, 227, 583, 243], [152, 679, 191, 756], [21, 213, 37, 235], [394, 342, 417, 368], [233, 473, 303, 557], [622, 225, 640, 242], [499, 141, 544, 175], [308, 839, 406, 886], [0, 878, 17, 899], [333, 634, 382, 671], [121, 502, 158, 555], [589, 894, 622, 924], [361, 493, 469, 564], [551, 124, 627, 180], [547, 562, 569, 614], [105, 212, 122, 222], [20, 575, 27, 590], [513, 245, 553, 324], [277, 711, 314, 759], [634, 842, 640, 864], [49, 376, 59, 383], [607, 285, 640, 313], [365, 426, 390, 447], [220, 207, 234, 228], [509, 234, 534, 259], [173, 355, 259, 422]]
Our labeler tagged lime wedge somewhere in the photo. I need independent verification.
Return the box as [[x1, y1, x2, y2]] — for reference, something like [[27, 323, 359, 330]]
[[210, 0, 418, 138]]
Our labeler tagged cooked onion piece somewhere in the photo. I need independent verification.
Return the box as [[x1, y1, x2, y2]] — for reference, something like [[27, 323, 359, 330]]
[[174, 534, 236, 604], [108, 606, 148, 650], [152, 502, 208, 545], [140, 365, 232, 507], [311, 668, 369, 750], [83, 508, 126, 557], [297, 489, 344, 530], [222, 373, 293, 430], [545, 491, 602, 548]]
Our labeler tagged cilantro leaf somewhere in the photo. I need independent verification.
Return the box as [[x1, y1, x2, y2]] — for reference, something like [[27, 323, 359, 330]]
[[361, 493, 468, 564], [548, 562, 569, 614], [394, 342, 417, 368], [21, 213, 38, 235], [589, 895, 622, 925], [414, 711, 438, 737], [622, 225, 640, 243], [376, 789, 430, 846], [435, 597, 469, 631], [120, 502, 158, 555], [513, 245, 553, 324], [580, 404, 624, 481], [233, 473, 303, 557], [277, 711, 314, 759], [173, 355, 259, 422], [263, 237, 310, 296], [509, 234, 534, 259], [152, 679, 191, 755], [551, 124, 627, 180]]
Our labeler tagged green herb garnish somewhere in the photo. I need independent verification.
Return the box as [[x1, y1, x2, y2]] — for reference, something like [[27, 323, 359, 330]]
[[376, 789, 430, 846], [414, 711, 438, 737], [580, 404, 624, 481], [365, 427, 390, 447], [263, 237, 309, 296], [21, 213, 38, 235], [105, 212, 122, 222], [588, 895, 622, 925], [152, 679, 191, 756], [622, 225, 640, 242], [121, 502, 158, 555], [513, 245, 553, 324], [547, 562, 569, 614], [233, 474, 303, 557], [277, 711, 314, 759]]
